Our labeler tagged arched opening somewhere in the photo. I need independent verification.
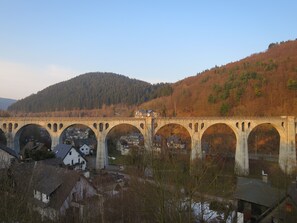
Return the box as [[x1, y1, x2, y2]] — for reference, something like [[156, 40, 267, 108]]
[[60, 124, 97, 169], [106, 124, 144, 168], [154, 124, 191, 171], [248, 123, 280, 178], [201, 124, 236, 174], [0, 129, 7, 146], [15, 124, 52, 160]]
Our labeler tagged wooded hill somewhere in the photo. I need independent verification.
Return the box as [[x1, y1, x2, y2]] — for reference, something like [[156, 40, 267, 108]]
[[8, 73, 172, 113], [142, 39, 297, 116], [7, 39, 297, 117]]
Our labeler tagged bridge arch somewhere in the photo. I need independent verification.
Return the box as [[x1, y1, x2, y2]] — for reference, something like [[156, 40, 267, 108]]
[[59, 123, 97, 145], [201, 123, 237, 174], [105, 122, 145, 138], [154, 122, 191, 138], [201, 123, 237, 154], [200, 122, 238, 140], [105, 123, 144, 166], [14, 124, 52, 154], [247, 122, 285, 140], [153, 122, 192, 149], [247, 123, 281, 176]]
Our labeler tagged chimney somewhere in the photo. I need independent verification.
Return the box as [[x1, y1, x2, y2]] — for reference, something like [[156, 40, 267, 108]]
[[262, 170, 268, 183]]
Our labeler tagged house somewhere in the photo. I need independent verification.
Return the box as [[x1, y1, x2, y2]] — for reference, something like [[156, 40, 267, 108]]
[[259, 182, 297, 222], [79, 144, 91, 156], [234, 176, 285, 222], [53, 144, 87, 170], [0, 145, 19, 169], [12, 162, 99, 221]]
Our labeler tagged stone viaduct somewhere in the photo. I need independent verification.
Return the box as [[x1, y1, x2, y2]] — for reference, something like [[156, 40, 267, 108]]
[[0, 116, 296, 175]]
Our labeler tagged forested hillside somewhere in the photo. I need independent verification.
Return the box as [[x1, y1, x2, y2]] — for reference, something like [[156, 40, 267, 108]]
[[7, 40, 297, 117], [8, 73, 172, 113], [142, 40, 297, 116]]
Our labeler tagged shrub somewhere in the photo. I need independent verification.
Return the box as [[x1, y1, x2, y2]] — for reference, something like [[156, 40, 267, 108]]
[[287, 79, 297, 90], [208, 94, 217, 104], [220, 103, 230, 116]]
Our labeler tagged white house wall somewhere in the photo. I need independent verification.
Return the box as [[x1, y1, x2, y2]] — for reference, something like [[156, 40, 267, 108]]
[[63, 148, 86, 170]]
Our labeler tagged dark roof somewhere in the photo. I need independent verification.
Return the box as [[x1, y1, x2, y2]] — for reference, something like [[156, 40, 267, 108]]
[[12, 162, 89, 210], [53, 144, 73, 160], [234, 177, 285, 207], [0, 144, 19, 158], [35, 168, 63, 195], [288, 182, 297, 205], [39, 157, 65, 167]]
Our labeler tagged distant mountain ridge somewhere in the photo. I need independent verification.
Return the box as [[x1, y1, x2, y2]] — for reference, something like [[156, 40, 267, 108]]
[[8, 72, 172, 113], [0, 97, 16, 110]]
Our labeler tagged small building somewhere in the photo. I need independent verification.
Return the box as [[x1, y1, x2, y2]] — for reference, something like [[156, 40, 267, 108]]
[[259, 182, 297, 222], [0, 145, 19, 169], [135, 109, 158, 118], [12, 162, 98, 221], [53, 144, 87, 170], [234, 176, 285, 222], [79, 144, 91, 156]]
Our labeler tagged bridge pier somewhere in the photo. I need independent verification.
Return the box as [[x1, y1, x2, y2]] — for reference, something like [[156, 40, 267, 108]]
[[50, 133, 60, 150], [235, 131, 249, 176], [279, 116, 296, 174], [144, 117, 153, 150], [96, 133, 106, 170], [190, 133, 202, 161]]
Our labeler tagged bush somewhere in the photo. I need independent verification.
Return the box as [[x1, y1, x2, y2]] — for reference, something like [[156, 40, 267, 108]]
[[287, 79, 297, 90], [220, 103, 230, 116], [208, 94, 217, 104], [236, 87, 244, 101]]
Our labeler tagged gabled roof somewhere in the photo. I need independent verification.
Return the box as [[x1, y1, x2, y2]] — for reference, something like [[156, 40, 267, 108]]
[[0, 144, 19, 158], [12, 162, 92, 210], [234, 177, 285, 208], [39, 157, 65, 167], [288, 182, 297, 205], [53, 144, 73, 160], [35, 167, 63, 195]]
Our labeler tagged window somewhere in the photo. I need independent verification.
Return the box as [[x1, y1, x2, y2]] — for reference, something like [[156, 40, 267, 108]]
[[71, 160, 74, 165], [69, 151, 72, 155]]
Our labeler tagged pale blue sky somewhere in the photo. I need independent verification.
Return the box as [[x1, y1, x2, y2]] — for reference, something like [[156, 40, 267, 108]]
[[0, 0, 296, 99]]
